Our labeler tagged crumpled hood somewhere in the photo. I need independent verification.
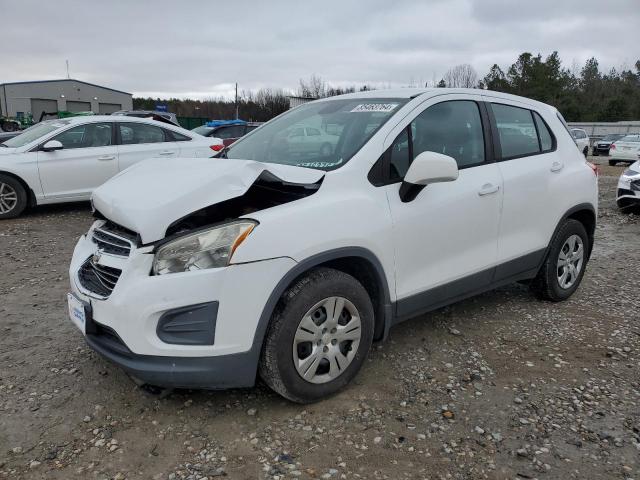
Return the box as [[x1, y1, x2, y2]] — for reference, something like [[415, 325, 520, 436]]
[[92, 157, 325, 243]]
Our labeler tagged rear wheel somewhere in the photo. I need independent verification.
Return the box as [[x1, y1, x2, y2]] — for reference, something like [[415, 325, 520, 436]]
[[259, 268, 374, 403], [0, 174, 27, 219], [530, 219, 589, 301]]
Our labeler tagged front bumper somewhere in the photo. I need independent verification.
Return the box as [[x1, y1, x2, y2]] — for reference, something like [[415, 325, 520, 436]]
[[69, 223, 296, 388]]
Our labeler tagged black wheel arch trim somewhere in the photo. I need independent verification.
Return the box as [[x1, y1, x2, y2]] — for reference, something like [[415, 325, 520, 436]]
[[248, 247, 394, 374], [544, 203, 596, 263]]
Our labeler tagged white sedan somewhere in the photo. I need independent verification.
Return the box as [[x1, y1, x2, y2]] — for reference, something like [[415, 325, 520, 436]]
[[0, 116, 223, 218], [609, 134, 640, 166], [617, 160, 640, 209]]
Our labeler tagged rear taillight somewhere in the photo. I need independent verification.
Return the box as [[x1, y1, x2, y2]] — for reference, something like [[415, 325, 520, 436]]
[[610, 144, 616, 150], [587, 161, 599, 177], [210, 144, 224, 152]]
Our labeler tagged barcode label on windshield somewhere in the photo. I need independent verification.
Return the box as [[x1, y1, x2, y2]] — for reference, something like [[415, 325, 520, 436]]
[[351, 103, 398, 113]]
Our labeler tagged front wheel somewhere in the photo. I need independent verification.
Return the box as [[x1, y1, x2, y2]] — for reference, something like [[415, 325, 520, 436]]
[[530, 219, 589, 301], [0, 174, 28, 219], [259, 268, 374, 403]]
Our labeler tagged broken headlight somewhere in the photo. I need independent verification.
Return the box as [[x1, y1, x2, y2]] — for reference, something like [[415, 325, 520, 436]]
[[153, 220, 256, 275]]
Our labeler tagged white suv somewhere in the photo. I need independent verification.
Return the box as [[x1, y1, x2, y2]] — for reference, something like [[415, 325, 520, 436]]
[[68, 89, 598, 403]]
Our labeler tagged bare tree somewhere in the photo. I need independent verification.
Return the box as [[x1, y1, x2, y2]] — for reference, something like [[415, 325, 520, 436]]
[[442, 64, 479, 88], [298, 74, 327, 98]]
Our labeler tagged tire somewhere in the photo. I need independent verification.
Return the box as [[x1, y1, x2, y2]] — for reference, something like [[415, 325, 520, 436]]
[[1, 121, 18, 132], [259, 267, 374, 403], [0, 174, 28, 219], [582, 146, 588, 157], [609, 160, 617, 166], [530, 219, 589, 302]]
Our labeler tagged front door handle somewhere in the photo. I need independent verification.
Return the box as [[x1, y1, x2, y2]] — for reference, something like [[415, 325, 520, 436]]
[[550, 161, 564, 172], [97, 155, 115, 161], [478, 183, 500, 196], [159, 151, 175, 156]]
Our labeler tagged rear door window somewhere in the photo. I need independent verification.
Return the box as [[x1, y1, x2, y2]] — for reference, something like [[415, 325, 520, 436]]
[[119, 123, 167, 145], [491, 104, 540, 159]]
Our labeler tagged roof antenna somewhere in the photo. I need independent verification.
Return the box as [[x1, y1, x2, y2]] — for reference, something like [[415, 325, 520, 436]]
[[66, 60, 70, 79]]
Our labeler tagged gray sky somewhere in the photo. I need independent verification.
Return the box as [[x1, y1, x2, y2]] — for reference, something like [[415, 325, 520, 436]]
[[3, 0, 639, 99]]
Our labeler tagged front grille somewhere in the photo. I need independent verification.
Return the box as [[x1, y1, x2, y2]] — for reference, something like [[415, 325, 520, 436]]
[[92, 221, 137, 257], [89, 322, 132, 356], [78, 258, 122, 298]]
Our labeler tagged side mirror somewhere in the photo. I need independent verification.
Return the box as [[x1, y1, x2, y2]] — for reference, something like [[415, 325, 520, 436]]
[[399, 151, 459, 202], [42, 140, 63, 152]]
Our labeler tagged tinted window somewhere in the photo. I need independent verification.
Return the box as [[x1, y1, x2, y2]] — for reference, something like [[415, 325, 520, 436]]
[[389, 128, 411, 181], [412, 100, 485, 168], [214, 125, 245, 139], [53, 122, 113, 149], [492, 104, 539, 158], [533, 112, 553, 152], [169, 130, 191, 142], [119, 123, 166, 144]]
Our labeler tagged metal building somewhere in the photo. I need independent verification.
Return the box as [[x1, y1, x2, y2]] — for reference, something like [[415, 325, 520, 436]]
[[0, 79, 133, 120]]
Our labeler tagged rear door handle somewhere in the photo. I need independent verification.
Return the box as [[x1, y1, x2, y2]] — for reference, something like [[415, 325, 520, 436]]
[[550, 161, 564, 172], [97, 155, 115, 161], [159, 151, 175, 156], [478, 183, 500, 196]]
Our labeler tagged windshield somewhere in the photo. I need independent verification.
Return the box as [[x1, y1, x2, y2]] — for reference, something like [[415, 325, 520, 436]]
[[192, 126, 214, 136], [3, 120, 71, 148], [226, 98, 408, 170]]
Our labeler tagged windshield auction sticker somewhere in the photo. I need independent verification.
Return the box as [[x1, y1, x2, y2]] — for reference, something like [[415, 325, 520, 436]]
[[350, 103, 398, 113]]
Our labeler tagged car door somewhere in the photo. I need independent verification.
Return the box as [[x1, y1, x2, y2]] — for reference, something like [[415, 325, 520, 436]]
[[116, 121, 179, 171], [37, 122, 118, 198], [382, 96, 503, 318], [485, 100, 559, 274]]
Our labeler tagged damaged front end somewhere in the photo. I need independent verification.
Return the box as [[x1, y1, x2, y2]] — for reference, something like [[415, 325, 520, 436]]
[[91, 157, 325, 245], [166, 170, 322, 236]]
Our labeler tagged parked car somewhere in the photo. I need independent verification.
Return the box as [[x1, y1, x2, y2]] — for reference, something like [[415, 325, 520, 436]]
[[273, 124, 340, 158], [592, 133, 625, 156], [112, 110, 180, 127], [570, 128, 590, 156], [192, 120, 262, 147], [616, 161, 640, 209], [0, 116, 223, 218], [0, 131, 20, 143], [609, 134, 640, 166], [68, 89, 597, 403]]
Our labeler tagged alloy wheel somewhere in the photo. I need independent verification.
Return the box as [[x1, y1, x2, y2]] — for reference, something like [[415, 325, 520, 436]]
[[292, 296, 361, 384], [557, 234, 584, 289], [0, 182, 18, 214]]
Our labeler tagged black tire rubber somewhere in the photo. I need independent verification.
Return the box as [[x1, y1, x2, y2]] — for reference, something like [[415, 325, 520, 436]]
[[530, 219, 589, 302], [0, 174, 28, 219], [259, 267, 374, 403], [609, 160, 617, 166], [582, 146, 588, 157]]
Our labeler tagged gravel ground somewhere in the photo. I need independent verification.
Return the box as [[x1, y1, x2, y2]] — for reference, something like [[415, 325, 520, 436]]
[[1, 158, 638, 480]]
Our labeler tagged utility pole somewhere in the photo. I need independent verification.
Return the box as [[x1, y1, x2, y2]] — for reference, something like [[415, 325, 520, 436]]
[[66, 60, 70, 79], [235, 82, 239, 119]]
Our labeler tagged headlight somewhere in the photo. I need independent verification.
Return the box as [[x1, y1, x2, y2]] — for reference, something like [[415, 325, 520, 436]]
[[153, 220, 256, 275], [623, 168, 640, 177]]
